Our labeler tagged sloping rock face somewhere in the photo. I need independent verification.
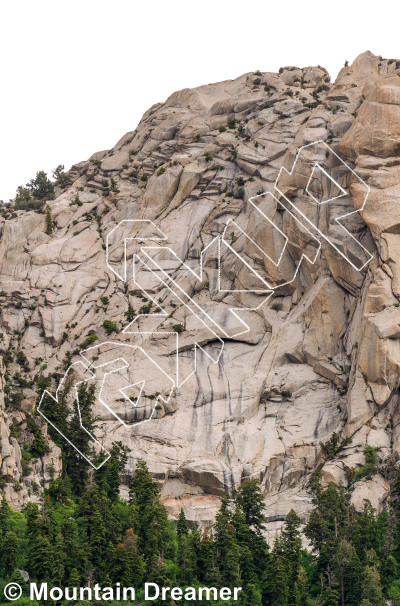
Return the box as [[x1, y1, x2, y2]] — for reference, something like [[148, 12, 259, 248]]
[[1, 51, 400, 539]]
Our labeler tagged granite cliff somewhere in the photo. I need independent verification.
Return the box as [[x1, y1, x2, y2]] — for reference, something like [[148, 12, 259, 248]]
[[1, 50, 400, 541]]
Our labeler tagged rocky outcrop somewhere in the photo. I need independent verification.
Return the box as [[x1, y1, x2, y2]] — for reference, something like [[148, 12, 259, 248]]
[[1, 51, 400, 533], [0, 361, 62, 507]]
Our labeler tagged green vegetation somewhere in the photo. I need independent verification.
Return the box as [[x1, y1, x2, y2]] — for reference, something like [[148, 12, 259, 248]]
[[52, 164, 71, 189], [0, 367, 398, 605], [45, 205, 54, 235], [103, 320, 117, 334], [1, 449, 400, 606], [321, 432, 351, 460], [353, 445, 380, 482], [125, 304, 136, 322], [27, 171, 54, 201], [13, 169, 59, 213], [14, 186, 44, 211], [82, 331, 98, 347]]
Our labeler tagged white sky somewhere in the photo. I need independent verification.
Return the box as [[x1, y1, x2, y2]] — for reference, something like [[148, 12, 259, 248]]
[[1, 0, 398, 201]]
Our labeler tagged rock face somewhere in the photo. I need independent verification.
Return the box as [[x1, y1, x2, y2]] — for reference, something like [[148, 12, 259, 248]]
[[0, 362, 62, 508], [1, 51, 400, 538]]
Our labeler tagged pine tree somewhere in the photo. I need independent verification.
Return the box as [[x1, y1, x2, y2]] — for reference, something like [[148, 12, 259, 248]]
[[61, 514, 81, 580], [232, 479, 269, 583], [239, 583, 262, 605], [128, 459, 175, 573], [380, 554, 397, 591], [48, 473, 72, 504], [0, 497, 9, 533], [28, 533, 54, 581], [40, 494, 56, 538], [177, 533, 196, 584], [262, 547, 288, 606], [176, 507, 195, 583], [361, 565, 386, 606], [391, 469, 400, 563], [189, 525, 208, 583], [296, 565, 312, 606], [109, 529, 144, 586], [30, 428, 50, 457], [177, 508, 188, 536], [127, 500, 140, 536], [143, 495, 176, 579], [53, 164, 71, 189], [352, 500, 379, 560], [9, 569, 29, 596], [305, 480, 350, 562], [65, 383, 98, 494], [1, 531, 20, 575], [322, 588, 340, 606], [332, 539, 363, 606], [52, 533, 65, 585], [45, 205, 54, 235], [214, 494, 240, 585], [232, 510, 259, 583], [24, 502, 41, 538], [129, 460, 158, 510], [234, 479, 266, 533], [39, 387, 69, 449], [200, 527, 220, 586], [281, 509, 302, 606], [89, 507, 107, 573], [43, 380, 99, 496], [96, 442, 129, 502], [68, 567, 81, 587], [4, 445, 400, 605], [74, 482, 117, 578], [28, 171, 54, 200]]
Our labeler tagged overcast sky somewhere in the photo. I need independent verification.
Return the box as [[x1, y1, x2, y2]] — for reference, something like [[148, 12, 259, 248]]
[[1, 0, 398, 201]]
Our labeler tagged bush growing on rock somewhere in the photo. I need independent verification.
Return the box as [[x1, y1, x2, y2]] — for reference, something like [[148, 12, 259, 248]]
[[45, 205, 54, 235], [82, 332, 98, 346], [13, 170, 56, 211], [52, 164, 71, 189], [14, 186, 43, 211], [103, 320, 117, 334]]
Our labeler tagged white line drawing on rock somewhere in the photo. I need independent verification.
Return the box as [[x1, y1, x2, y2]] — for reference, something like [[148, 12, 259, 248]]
[[275, 139, 373, 271], [37, 361, 111, 469], [38, 140, 373, 468]]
